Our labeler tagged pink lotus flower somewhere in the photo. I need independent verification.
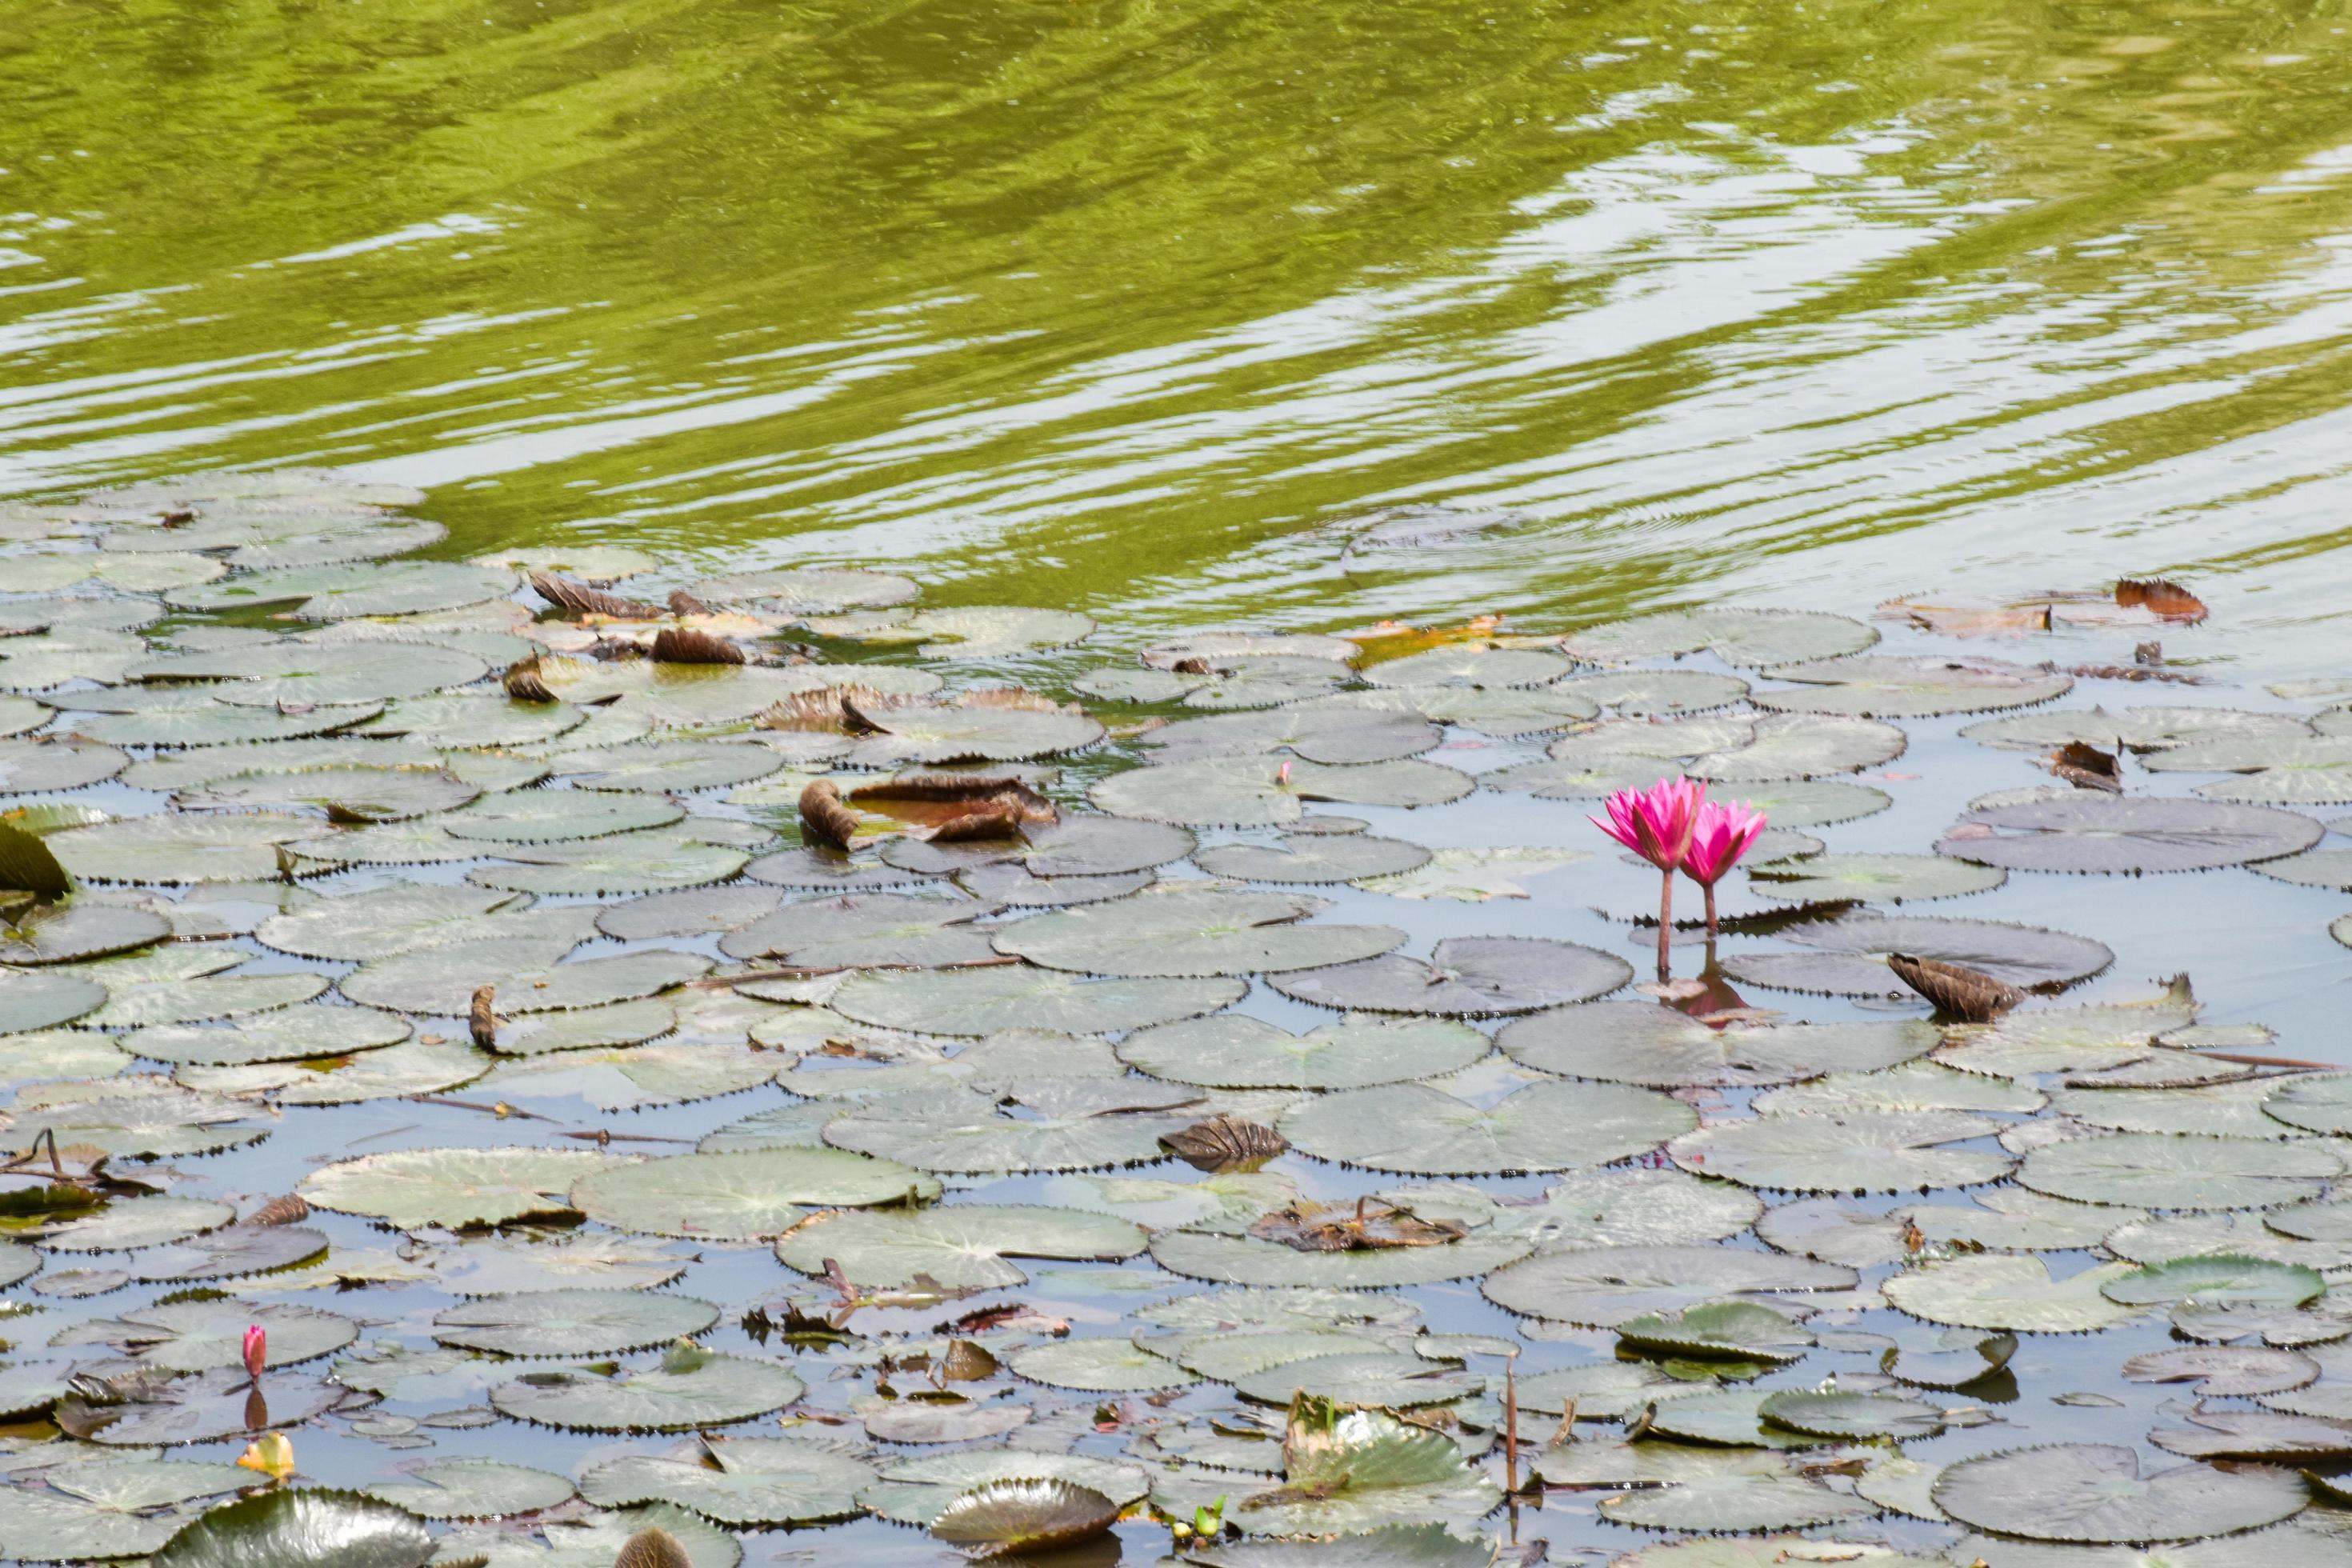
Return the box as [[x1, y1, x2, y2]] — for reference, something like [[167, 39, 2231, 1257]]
[[1681, 798, 1768, 938], [1590, 777, 1707, 978], [242, 1324, 266, 1383]]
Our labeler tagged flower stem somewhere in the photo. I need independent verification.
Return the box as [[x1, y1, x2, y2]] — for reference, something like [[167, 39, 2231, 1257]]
[[1703, 882, 1718, 940], [1656, 870, 1674, 979]]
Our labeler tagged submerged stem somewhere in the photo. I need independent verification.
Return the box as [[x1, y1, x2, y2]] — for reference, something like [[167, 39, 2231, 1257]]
[[1656, 870, 1674, 979], [1704, 881, 1719, 939]]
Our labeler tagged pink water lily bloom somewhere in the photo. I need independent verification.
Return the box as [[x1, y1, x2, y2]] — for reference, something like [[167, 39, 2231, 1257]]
[[1587, 776, 1706, 873], [1590, 776, 1708, 978], [242, 1324, 266, 1383], [1682, 798, 1769, 938]]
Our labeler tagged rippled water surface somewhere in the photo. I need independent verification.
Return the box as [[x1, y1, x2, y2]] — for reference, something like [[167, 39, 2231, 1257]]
[[5, 0, 2352, 654]]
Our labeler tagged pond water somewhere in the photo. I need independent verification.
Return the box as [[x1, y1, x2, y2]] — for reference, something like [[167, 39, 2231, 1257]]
[[4, 5, 2352, 1568]]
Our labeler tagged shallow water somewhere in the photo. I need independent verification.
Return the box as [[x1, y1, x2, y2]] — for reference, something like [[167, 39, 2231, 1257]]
[[6, 5, 2352, 1567]]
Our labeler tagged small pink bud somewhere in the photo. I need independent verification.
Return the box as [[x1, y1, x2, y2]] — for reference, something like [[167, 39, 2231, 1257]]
[[1277, 761, 1291, 786], [242, 1324, 266, 1382]]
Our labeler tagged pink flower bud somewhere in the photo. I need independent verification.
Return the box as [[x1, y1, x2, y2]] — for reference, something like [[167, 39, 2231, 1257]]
[[242, 1324, 266, 1381]]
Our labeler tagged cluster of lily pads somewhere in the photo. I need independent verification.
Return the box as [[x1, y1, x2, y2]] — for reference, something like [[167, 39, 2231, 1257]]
[[1, 471, 2351, 1566]]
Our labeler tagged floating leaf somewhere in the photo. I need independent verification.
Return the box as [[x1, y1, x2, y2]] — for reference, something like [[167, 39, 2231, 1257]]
[[569, 1148, 938, 1239], [1482, 1244, 1854, 1327], [2101, 1254, 2326, 1307], [2019, 1134, 2341, 1210], [1270, 936, 1631, 1017], [432, 1289, 720, 1357], [1194, 833, 1433, 884], [1560, 608, 1877, 667], [1750, 852, 2006, 905], [994, 886, 1403, 977], [1754, 655, 2071, 718], [1498, 1002, 1934, 1088], [1093, 755, 1471, 826], [299, 1146, 615, 1230], [1882, 1255, 2142, 1333], [1726, 913, 2111, 998], [1280, 1080, 1693, 1175], [491, 1344, 804, 1432], [1150, 1228, 1530, 1289], [1930, 1443, 2306, 1543], [364, 1459, 577, 1521], [1121, 1014, 1486, 1089], [147, 1488, 433, 1568], [777, 1204, 1146, 1290], [1670, 1110, 2014, 1192], [1936, 795, 2322, 874]]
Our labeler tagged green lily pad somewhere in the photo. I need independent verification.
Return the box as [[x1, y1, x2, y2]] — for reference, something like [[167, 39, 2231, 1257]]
[[491, 1342, 805, 1432], [1150, 1228, 1531, 1289], [364, 1459, 576, 1521], [829, 964, 1242, 1035], [1281, 1080, 1693, 1175], [1195, 833, 1433, 884], [1882, 1254, 2142, 1333], [126, 1005, 413, 1065], [1936, 795, 2322, 874], [1930, 1443, 2306, 1543], [1754, 655, 2071, 718], [2019, 1134, 2342, 1210], [776, 1203, 1146, 1289], [300, 1146, 616, 1230], [432, 1288, 720, 1357], [1750, 852, 2006, 905], [568, 1147, 939, 1239], [1482, 1243, 1855, 1327], [1560, 608, 1877, 667], [1093, 755, 1473, 826], [1119, 1014, 1487, 1089], [579, 1436, 874, 1526], [1010, 1336, 1198, 1391], [446, 790, 686, 843], [2102, 1254, 2326, 1307], [1726, 913, 2113, 998], [147, 1488, 433, 1568], [1616, 1300, 1817, 1363], [1670, 1110, 2014, 1192], [1270, 936, 1632, 1017], [1534, 1438, 1872, 1531], [1499, 1002, 1934, 1087], [994, 886, 1402, 977], [2, 1075, 271, 1157], [52, 811, 321, 884]]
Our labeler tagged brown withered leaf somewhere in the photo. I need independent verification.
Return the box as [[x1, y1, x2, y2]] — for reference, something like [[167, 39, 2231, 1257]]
[[850, 774, 1057, 824], [1248, 1197, 1468, 1254], [1880, 599, 2054, 638], [668, 590, 714, 618], [502, 657, 556, 704], [1343, 615, 1506, 666], [650, 626, 746, 666], [2050, 740, 2122, 793], [2116, 578, 2207, 624], [799, 781, 862, 851], [956, 686, 1084, 715], [245, 1194, 312, 1227], [469, 984, 498, 1048], [1162, 1115, 1289, 1172], [922, 804, 1026, 843], [759, 689, 865, 734], [2059, 662, 2209, 686], [530, 570, 663, 621], [938, 1338, 1001, 1382], [1886, 952, 2022, 1022], [614, 1529, 694, 1568], [2135, 641, 2164, 666], [583, 637, 646, 661]]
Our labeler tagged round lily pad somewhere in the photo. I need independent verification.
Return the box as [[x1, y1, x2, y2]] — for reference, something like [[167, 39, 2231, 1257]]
[[52, 812, 319, 884], [1145, 706, 1441, 766], [2018, 1134, 2342, 1210], [2102, 1254, 2326, 1307], [0, 965, 106, 1030], [446, 791, 686, 843], [432, 1289, 720, 1357], [1754, 655, 2071, 718], [1555, 669, 1751, 715], [1670, 1110, 2014, 1192], [1118, 1014, 1487, 1089], [467, 834, 752, 895], [1882, 1254, 2142, 1333], [340, 947, 709, 1016], [1724, 913, 2112, 998], [829, 963, 1242, 1035], [579, 1437, 874, 1526], [1936, 794, 2322, 874], [1560, 608, 1877, 667], [299, 1146, 615, 1230], [1280, 1080, 1694, 1175], [1482, 1243, 1854, 1326], [125, 1006, 413, 1065], [1499, 1002, 1934, 1088], [1194, 833, 1432, 884], [0, 902, 170, 966], [1092, 755, 1472, 826], [719, 890, 994, 967], [1149, 1228, 1531, 1289], [820, 1082, 1192, 1172], [1614, 1299, 1817, 1363], [775, 1204, 1146, 1289], [146, 1488, 433, 1568], [568, 1148, 940, 1239], [1, 1075, 271, 1157], [1270, 936, 1632, 1017], [993, 886, 1402, 977], [365, 1459, 577, 1521], [1930, 1443, 2306, 1543], [491, 1344, 805, 1432], [1010, 1337, 1198, 1392], [1749, 853, 2006, 906]]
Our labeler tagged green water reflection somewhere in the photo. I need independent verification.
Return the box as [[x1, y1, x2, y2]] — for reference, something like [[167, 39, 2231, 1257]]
[[4, 0, 2351, 652]]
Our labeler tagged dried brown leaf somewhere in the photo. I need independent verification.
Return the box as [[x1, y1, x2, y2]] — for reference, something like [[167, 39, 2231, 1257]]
[[469, 984, 498, 1048], [799, 781, 861, 851], [668, 590, 714, 618], [2116, 578, 2208, 624], [850, 774, 1056, 823], [1880, 599, 2054, 638], [614, 1528, 694, 1568], [245, 1194, 312, 1227], [1248, 1197, 1467, 1253], [530, 570, 662, 621], [502, 658, 556, 704], [922, 805, 1026, 843], [650, 626, 746, 666], [1886, 952, 2022, 1022], [939, 1338, 1001, 1382], [1161, 1114, 1289, 1172], [2050, 739, 2122, 793]]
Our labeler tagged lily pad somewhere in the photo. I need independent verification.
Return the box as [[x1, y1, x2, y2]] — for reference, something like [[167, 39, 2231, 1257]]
[[1482, 1243, 1854, 1327], [1750, 853, 2006, 905], [446, 790, 686, 843], [1093, 755, 1472, 826], [365, 1459, 577, 1521], [1935, 795, 2322, 874], [432, 1289, 720, 1357], [147, 1488, 433, 1568], [1882, 1255, 2142, 1333], [568, 1148, 939, 1239], [1145, 706, 1441, 765], [491, 1342, 805, 1432], [299, 1146, 615, 1230], [1270, 936, 1632, 1017], [579, 1436, 874, 1526], [1560, 608, 1877, 667], [1670, 1110, 2014, 1192], [1194, 833, 1433, 884], [1150, 1229, 1531, 1289], [994, 886, 1402, 977], [1754, 655, 2071, 718], [2018, 1134, 2342, 1210], [1534, 1438, 1872, 1530], [1010, 1336, 1199, 1392], [1930, 1443, 2307, 1542], [829, 962, 1241, 1036], [1725, 913, 2112, 998], [1120, 1014, 1487, 1089], [775, 1203, 1146, 1289], [1279, 1080, 1693, 1175], [1615, 1299, 1818, 1363], [1499, 1002, 1934, 1087], [126, 1005, 413, 1065], [2102, 1254, 2326, 1307]]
